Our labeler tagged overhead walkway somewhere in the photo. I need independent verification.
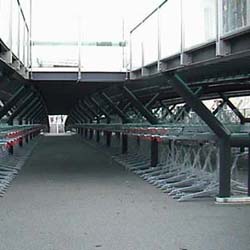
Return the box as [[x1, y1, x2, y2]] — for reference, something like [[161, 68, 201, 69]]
[[0, 135, 250, 250]]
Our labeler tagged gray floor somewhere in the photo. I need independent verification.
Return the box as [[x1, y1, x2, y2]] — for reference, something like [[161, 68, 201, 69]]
[[0, 135, 249, 250]]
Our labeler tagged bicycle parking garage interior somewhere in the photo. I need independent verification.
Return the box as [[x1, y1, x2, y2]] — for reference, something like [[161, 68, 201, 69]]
[[0, 1, 250, 250]]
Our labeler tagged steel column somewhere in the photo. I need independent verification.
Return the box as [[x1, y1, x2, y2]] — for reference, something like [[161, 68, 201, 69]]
[[248, 147, 250, 196], [151, 138, 158, 167], [106, 131, 112, 147], [218, 138, 231, 197], [122, 133, 128, 154]]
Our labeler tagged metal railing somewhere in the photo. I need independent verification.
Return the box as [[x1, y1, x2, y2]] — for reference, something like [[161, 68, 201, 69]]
[[0, 0, 31, 73], [130, 0, 250, 71]]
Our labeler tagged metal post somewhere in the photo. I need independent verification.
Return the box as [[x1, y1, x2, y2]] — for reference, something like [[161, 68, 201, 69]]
[[8, 144, 14, 155], [248, 147, 250, 196], [84, 128, 88, 138], [29, 0, 33, 77], [141, 42, 144, 76], [218, 138, 231, 197], [89, 128, 93, 140], [19, 137, 23, 147], [157, 7, 161, 72], [129, 32, 133, 72], [96, 129, 100, 142], [136, 136, 140, 146], [180, 0, 185, 65], [77, 16, 82, 82], [122, 133, 128, 154], [25, 134, 29, 144], [106, 131, 111, 147], [151, 138, 158, 167]]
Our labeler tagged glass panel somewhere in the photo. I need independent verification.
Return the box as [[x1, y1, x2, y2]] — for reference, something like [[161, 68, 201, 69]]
[[222, 0, 250, 34], [12, 0, 19, 57], [160, 0, 181, 58], [131, 28, 143, 70], [24, 28, 29, 67], [32, 45, 78, 68], [183, 0, 216, 49], [141, 13, 158, 65], [0, 0, 11, 47], [19, 18, 24, 64]]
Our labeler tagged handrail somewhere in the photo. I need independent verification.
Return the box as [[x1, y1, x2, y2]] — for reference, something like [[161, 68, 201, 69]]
[[130, 0, 168, 33]]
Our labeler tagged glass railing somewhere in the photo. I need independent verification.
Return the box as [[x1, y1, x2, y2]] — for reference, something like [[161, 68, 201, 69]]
[[32, 42, 127, 72], [130, 0, 250, 71], [0, 0, 30, 69]]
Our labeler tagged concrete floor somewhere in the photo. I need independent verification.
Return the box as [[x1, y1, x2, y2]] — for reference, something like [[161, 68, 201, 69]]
[[0, 135, 249, 250]]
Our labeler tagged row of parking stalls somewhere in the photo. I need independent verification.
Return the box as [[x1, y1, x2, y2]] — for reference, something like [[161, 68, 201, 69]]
[[0, 124, 43, 196], [77, 124, 249, 202], [120, 128, 248, 201], [0, 0, 31, 75]]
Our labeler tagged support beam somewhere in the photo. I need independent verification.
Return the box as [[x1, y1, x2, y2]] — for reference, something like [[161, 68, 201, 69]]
[[123, 86, 158, 124], [23, 102, 43, 122], [88, 97, 111, 123], [0, 86, 29, 119], [75, 105, 92, 123], [7, 92, 36, 125], [213, 100, 225, 115], [101, 92, 131, 123], [173, 87, 204, 122], [72, 110, 86, 123], [170, 74, 231, 138], [18, 97, 40, 123], [29, 106, 44, 123], [80, 100, 99, 119], [220, 93, 246, 123], [70, 113, 80, 124], [145, 93, 160, 109]]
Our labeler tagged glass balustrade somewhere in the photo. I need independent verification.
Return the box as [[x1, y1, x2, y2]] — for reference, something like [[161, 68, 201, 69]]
[[130, 0, 250, 71], [160, 0, 181, 58], [182, 0, 216, 49], [0, 0, 30, 68]]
